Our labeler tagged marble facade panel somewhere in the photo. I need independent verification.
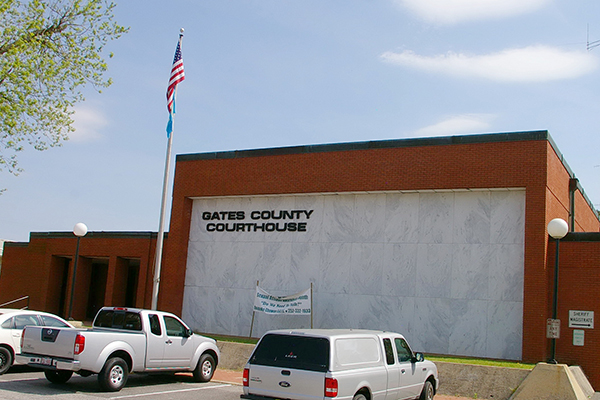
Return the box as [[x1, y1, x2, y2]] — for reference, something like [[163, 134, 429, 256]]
[[320, 195, 355, 242], [418, 192, 454, 244], [447, 300, 488, 357], [183, 190, 525, 359], [490, 191, 526, 244], [318, 243, 353, 294], [489, 244, 525, 302], [486, 301, 523, 360], [349, 243, 384, 296], [382, 243, 418, 298], [416, 244, 453, 299], [354, 193, 386, 242], [453, 191, 491, 244], [451, 244, 492, 300], [384, 193, 420, 243]]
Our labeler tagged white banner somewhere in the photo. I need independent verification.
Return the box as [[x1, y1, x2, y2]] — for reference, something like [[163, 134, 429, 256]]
[[253, 286, 311, 315]]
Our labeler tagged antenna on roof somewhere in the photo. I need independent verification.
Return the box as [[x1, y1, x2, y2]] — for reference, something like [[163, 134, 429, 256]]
[[587, 24, 600, 51]]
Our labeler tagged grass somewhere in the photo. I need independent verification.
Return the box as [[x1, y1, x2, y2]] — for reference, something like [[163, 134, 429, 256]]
[[206, 333, 259, 345], [428, 355, 535, 370], [204, 333, 535, 370]]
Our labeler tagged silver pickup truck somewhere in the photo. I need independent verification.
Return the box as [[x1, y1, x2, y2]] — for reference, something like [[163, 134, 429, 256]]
[[18, 307, 220, 391], [242, 329, 438, 400]]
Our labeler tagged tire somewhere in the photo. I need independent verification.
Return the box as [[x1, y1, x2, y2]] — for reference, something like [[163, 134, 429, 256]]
[[419, 380, 435, 400], [353, 394, 368, 400], [98, 357, 129, 392], [0, 347, 13, 375], [44, 370, 73, 384], [193, 353, 215, 382]]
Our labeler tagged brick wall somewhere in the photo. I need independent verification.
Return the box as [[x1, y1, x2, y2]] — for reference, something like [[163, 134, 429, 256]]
[[162, 133, 599, 364], [0, 233, 157, 321], [549, 238, 600, 388]]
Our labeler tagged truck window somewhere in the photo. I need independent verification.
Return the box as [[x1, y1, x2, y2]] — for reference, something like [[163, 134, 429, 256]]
[[335, 337, 380, 366], [164, 316, 187, 337], [394, 338, 412, 362], [383, 338, 395, 365], [94, 310, 142, 331], [250, 334, 329, 372], [148, 314, 162, 336]]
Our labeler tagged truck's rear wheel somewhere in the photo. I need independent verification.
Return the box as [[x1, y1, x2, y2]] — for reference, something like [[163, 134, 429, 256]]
[[193, 353, 215, 382], [98, 357, 129, 392], [0, 347, 13, 375], [44, 370, 73, 384]]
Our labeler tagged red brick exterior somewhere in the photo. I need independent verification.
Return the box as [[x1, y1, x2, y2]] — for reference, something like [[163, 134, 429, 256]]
[[549, 238, 600, 387], [0, 233, 157, 320]]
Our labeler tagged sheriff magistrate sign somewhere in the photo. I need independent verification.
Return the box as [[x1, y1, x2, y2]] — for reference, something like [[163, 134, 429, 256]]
[[569, 310, 594, 329]]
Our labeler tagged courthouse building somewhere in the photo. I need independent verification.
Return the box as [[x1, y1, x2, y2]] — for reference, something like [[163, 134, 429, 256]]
[[2, 130, 600, 383]]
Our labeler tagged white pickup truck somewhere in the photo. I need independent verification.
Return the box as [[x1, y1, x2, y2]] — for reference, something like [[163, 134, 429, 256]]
[[242, 329, 438, 400], [17, 307, 220, 391]]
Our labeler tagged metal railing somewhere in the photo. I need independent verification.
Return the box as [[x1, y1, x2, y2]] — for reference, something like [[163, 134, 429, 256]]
[[0, 296, 29, 309]]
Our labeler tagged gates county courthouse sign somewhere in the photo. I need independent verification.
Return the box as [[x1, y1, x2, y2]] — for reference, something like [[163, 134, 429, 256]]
[[202, 209, 314, 233]]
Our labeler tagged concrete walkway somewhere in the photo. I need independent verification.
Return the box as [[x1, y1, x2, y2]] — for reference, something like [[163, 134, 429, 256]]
[[212, 368, 473, 400]]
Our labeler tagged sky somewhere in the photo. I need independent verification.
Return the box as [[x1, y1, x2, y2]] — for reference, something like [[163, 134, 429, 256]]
[[2, 0, 600, 242]]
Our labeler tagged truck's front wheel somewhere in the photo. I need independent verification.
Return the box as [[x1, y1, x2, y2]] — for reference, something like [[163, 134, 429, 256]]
[[44, 370, 73, 384], [193, 353, 215, 382], [98, 357, 129, 392]]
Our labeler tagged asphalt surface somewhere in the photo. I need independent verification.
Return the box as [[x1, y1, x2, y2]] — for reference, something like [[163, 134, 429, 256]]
[[0, 366, 475, 400]]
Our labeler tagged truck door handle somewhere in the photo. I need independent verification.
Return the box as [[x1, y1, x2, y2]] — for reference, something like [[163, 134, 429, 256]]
[[165, 339, 172, 344], [401, 369, 406, 374]]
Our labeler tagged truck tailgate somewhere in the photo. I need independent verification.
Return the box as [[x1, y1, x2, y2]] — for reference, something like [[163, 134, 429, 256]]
[[247, 365, 326, 400], [21, 326, 80, 359]]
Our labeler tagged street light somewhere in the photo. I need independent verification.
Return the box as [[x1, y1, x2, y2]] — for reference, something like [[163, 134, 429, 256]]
[[547, 217, 568, 364], [67, 222, 88, 320]]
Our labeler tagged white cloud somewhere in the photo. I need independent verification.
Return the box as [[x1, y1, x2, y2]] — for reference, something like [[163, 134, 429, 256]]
[[381, 46, 598, 82], [411, 114, 495, 137], [396, 0, 551, 25], [71, 105, 108, 142]]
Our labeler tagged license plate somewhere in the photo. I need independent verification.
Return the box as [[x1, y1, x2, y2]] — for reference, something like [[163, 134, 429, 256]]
[[30, 357, 57, 367]]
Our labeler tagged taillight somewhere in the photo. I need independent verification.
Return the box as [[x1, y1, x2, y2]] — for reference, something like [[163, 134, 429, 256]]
[[74, 333, 85, 355], [20, 328, 26, 348], [243, 368, 249, 387], [324, 377, 338, 397]]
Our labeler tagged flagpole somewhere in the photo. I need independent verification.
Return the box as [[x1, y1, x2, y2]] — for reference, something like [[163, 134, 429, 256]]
[[151, 29, 184, 311]]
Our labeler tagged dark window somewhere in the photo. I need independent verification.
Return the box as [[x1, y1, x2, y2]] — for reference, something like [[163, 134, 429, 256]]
[[93, 310, 142, 331], [250, 334, 330, 372], [149, 314, 161, 336], [383, 338, 395, 365], [395, 338, 413, 362]]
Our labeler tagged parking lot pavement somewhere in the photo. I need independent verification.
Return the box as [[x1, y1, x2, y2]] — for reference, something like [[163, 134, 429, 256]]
[[213, 368, 475, 400]]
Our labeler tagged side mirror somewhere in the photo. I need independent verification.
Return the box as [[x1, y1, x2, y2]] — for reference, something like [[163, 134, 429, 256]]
[[184, 328, 193, 338], [412, 352, 425, 363]]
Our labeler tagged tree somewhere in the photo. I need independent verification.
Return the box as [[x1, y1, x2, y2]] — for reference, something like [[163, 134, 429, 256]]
[[0, 0, 128, 175]]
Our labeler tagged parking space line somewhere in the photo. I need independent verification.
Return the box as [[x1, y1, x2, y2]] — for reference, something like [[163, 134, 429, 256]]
[[109, 383, 232, 399]]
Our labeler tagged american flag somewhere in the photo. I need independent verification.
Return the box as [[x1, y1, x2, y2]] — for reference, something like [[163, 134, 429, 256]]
[[166, 40, 185, 113]]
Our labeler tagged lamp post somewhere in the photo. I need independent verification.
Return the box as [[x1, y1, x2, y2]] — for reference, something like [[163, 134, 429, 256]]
[[67, 222, 88, 320], [547, 217, 568, 364]]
